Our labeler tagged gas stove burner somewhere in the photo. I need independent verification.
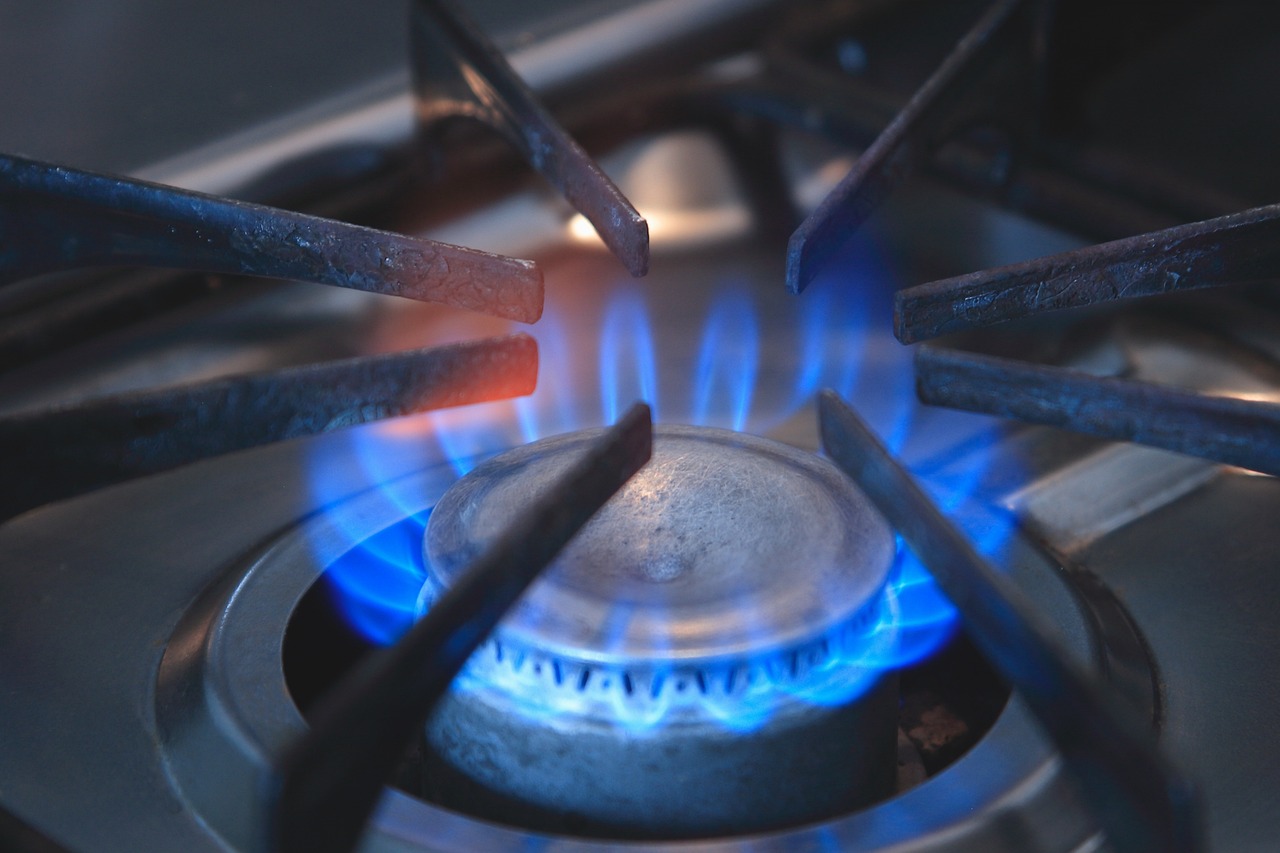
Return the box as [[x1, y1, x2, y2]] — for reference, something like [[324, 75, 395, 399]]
[[14, 0, 1280, 846], [418, 424, 900, 838], [424, 423, 896, 676]]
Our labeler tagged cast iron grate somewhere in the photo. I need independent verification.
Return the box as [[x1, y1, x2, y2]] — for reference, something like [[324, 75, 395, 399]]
[[6, 1, 1261, 850]]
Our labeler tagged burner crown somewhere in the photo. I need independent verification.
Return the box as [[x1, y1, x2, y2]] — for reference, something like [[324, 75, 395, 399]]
[[424, 424, 895, 669]]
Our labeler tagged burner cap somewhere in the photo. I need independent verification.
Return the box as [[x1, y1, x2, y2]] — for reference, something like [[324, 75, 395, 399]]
[[420, 425, 901, 837], [424, 424, 894, 670]]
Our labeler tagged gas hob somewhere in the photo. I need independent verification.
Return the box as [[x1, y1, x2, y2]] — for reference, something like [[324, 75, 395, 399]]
[[3, 2, 1280, 852]]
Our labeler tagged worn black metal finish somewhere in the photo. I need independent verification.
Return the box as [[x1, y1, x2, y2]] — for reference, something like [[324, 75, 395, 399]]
[[818, 390, 1202, 853], [411, 0, 649, 277], [0, 334, 538, 522], [0, 154, 544, 321], [786, 0, 1035, 293], [915, 345, 1280, 475], [895, 203, 1280, 343], [270, 402, 653, 853]]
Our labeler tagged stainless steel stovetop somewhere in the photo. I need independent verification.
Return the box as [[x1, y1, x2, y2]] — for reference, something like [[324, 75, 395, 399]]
[[2, 2, 1279, 852]]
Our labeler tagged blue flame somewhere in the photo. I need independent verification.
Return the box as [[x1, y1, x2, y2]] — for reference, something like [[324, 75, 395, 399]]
[[515, 307, 576, 444], [791, 282, 837, 412], [307, 230, 1020, 732], [691, 287, 759, 431], [600, 289, 659, 424], [323, 513, 428, 646]]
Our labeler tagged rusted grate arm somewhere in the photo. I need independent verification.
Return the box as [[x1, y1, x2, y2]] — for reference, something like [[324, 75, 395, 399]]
[[787, 0, 1034, 293], [895, 202, 1280, 343], [0, 153, 544, 322], [819, 389, 1202, 853], [269, 402, 653, 853], [0, 334, 538, 521], [914, 344, 1280, 475], [412, 0, 649, 277]]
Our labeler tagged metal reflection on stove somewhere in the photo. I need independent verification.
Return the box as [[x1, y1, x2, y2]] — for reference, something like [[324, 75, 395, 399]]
[[415, 424, 906, 838]]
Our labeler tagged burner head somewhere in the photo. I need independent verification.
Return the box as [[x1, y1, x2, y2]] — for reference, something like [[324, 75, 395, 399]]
[[420, 425, 899, 839], [424, 424, 894, 673]]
